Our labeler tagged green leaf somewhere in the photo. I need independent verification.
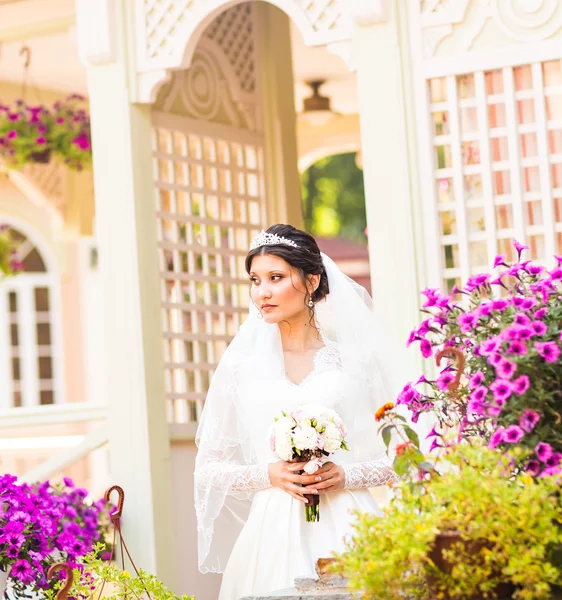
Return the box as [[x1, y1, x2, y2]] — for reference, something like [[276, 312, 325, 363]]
[[381, 425, 393, 448], [403, 426, 420, 448]]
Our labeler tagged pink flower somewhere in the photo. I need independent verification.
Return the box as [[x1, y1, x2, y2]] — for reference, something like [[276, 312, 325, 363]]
[[513, 239, 530, 259], [534, 307, 547, 319], [545, 452, 562, 468], [536, 442, 553, 463], [540, 466, 562, 477], [436, 371, 455, 391], [458, 312, 478, 332], [487, 405, 502, 418], [495, 359, 517, 380], [480, 338, 500, 356], [519, 409, 541, 433], [530, 320, 548, 336], [8, 113, 20, 122], [511, 296, 526, 309], [534, 341, 560, 363], [477, 303, 493, 317], [492, 299, 509, 312], [7, 129, 17, 140], [507, 340, 527, 355], [504, 424, 524, 444], [514, 313, 531, 327], [488, 427, 505, 449], [521, 298, 537, 310], [490, 379, 513, 402], [420, 339, 432, 359], [303, 457, 323, 474], [488, 353, 503, 368], [469, 371, 484, 388], [525, 459, 541, 477], [512, 374, 530, 395], [493, 255, 506, 268], [35, 136, 46, 145]]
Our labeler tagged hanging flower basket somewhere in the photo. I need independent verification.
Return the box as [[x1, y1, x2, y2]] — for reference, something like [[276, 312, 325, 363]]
[[0, 95, 92, 171]]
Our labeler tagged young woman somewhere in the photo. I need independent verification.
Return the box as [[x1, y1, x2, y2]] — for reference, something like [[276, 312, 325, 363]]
[[194, 224, 398, 599]]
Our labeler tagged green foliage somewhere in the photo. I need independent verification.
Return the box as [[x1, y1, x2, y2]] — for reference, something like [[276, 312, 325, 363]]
[[46, 544, 195, 600], [337, 445, 562, 600], [300, 153, 367, 243], [0, 226, 21, 278]]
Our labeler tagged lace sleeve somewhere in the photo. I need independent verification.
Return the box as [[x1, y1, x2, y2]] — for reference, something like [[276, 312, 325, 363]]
[[196, 460, 271, 500], [343, 454, 399, 489]]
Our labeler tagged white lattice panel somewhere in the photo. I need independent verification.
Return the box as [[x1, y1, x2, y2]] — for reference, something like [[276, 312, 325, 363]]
[[152, 116, 266, 425], [427, 59, 562, 292], [204, 4, 255, 94]]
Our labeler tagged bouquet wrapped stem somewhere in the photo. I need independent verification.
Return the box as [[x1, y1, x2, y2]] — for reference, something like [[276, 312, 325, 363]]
[[293, 451, 322, 522]]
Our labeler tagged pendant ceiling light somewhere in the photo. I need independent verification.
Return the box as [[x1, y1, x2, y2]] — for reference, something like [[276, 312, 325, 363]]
[[301, 80, 336, 127]]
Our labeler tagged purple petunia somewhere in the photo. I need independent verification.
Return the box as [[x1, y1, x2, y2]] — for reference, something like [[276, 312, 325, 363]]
[[420, 338, 433, 358], [535, 341, 561, 363], [436, 370, 455, 391], [504, 424, 525, 444], [519, 409, 541, 433], [545, 452, 562, 468], [525, 460, 541, 477], [488, 353, 504, 368], [480, 338, 501, 356], [507, 340, 527, 355], [490, 379, 513, 402], [495, 358, 517, 380], [534, 307, 547, 319], [487, 405, 502, 418], [513, 240, 530, 258], [488, 427, 506, 449], [514, 313, 531, 327], [469, 371, 484, 388], [493, 255, 506, 268], [491, 299, 509, 312], [458, 312, 478, 332], [11, 559, 33, 584], [531, 320, 548, 336], [536, 442, 553, 463], [512, 374, 530, 395]]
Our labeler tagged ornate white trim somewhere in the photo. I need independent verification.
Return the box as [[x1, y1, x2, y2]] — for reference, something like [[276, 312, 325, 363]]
[[133, 0, 355, 103]]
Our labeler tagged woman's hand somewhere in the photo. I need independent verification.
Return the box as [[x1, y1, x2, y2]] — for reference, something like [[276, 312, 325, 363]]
[[268, 461, 323, 503], [303, 462, 345, 495]]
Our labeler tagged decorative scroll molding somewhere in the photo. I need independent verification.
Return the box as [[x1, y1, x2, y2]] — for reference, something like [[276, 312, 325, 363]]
[[420, 0, 562, 59], [134, 0, 355, 103]]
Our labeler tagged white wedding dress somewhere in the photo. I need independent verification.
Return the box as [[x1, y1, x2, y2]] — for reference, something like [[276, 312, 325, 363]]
[[215, 342, 398, 600]]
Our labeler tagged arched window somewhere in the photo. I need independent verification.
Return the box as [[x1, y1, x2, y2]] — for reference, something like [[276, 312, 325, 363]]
[[0, 224, 63, 409]]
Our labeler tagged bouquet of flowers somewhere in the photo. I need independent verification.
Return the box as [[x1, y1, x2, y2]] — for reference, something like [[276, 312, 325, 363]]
[[396, 240, 561, 477], [0, 475, 112, 600], [269, 405, 348, 522]]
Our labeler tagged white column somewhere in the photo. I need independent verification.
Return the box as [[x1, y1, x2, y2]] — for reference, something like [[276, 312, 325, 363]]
[[352, 1, 424, 380], [77, 0, 176, 588]]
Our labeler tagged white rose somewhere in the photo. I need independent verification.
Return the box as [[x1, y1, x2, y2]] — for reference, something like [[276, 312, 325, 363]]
[[274, 416, 295, 435], [275, 437, 293, 461], [322, 422, 343, 453], [293, 426, 318, 451]]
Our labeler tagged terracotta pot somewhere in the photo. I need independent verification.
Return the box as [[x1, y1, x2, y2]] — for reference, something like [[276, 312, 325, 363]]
[[316, 558, 337, 576], [29, 147, 52, 164], [426, 531, 514, 600]]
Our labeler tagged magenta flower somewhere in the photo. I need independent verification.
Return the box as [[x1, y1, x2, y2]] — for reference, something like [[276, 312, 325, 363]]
[[530, 320, 548, 336], [521, 298, 537, 310], [491, 299, 509, 312], [436, 370, 455, 391], [488, 427, 506, 449], [519, 409, 541, 433], [490, 379, 513, 402], [513, 240, 530, 259], [487, 405, 502, 418], [429, 437, 443, 452], [467, 397, 486, 416], [6, 545, 20, 559], [458, 312, 478, 332], [480, 338, 500, 356], [536, 442, 553, 463], [7, 129, 18, 140], [545, 452, 562, 468], [8, 113, 20, 122], [35, 136, 47, 145], [406, 331, 418, 347], [488, 353, 503, 367], [469, 371, 484, 388], [525, 459, 541, 477], [540, 466, 562, 477], [511, 296, 526, 308], [477, 303, 493, 317], [507, 340, 527, 355], [526, 265, 543, 277], [504, 424, 524, 444], [514, 313, 531, 327], [495, 359, 517, 379], [493, 255, 506, 268], [550, 267, 562, 281], [512, 374, 530, 395], [425, 425, 441, 439], [11, 559, 33, 584], [466, 274, 490, 290], [534, 307, 547, 319], [417, 319, 431, 336], [420, 338, 432, 358], [534, 341, 560, 363]]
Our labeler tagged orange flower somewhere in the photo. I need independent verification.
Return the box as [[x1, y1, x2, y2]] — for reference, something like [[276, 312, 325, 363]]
[[395, 441, 414, 456], [374, 402, 395, 422]]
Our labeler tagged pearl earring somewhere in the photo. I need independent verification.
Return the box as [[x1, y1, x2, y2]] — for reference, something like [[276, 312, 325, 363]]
[[309, 297, 314, 308]]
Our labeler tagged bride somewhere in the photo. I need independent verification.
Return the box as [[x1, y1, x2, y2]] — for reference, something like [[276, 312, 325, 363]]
[[194, 224, 399, 599]]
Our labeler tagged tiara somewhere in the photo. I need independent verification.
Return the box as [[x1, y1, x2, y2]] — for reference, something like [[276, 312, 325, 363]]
[[249, 230, 300, 251]]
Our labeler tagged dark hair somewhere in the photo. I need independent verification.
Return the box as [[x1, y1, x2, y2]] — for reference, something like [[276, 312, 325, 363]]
[[245, 224, 329, 306]]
